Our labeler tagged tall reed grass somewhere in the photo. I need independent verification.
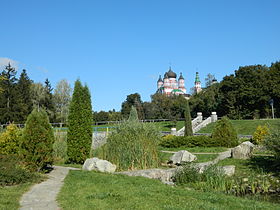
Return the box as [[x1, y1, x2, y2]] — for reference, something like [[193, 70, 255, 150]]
[[94, 120, 161, 171]]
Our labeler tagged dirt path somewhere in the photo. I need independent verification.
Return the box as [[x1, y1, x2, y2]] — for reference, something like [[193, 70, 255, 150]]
[[161, 150, 220, 155], [20, 166, 79, 210]]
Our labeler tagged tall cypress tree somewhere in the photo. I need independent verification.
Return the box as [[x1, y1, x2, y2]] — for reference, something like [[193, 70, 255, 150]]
[[184, 100, 193, 136], [67, 80, 93, 163], [43, 78, 56, 122]]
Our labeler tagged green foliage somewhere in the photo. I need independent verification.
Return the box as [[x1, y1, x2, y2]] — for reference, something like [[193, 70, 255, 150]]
[[0, 123, 21, 155], [184, 100, 193, 136], [67, 80, 93, 164], [128, 106, 139, 122], [57, 171, 280, 209], [160, 135, 218, 148], [121, 93, 144, 120], [264, 128, 280, 159], [252, 125, 269, 145], [53, 131, 68, 163], [21, 109, 54, 172], [211, 117, 238, 147], [96, 121, 161, 171], [0, 155, 40, 186]]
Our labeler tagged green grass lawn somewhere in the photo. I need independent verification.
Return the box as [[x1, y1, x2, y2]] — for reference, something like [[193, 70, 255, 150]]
[[57, 170, 279, 209], [0, 183, 33, 210], [198, 119, 280, 135]]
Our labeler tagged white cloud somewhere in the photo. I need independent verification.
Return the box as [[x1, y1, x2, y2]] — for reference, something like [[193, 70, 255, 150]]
[[0, 57, 18, 69]]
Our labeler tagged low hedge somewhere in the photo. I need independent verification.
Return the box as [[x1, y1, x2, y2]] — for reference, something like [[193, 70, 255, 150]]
[[160, 135, 218, 148], [0, 155, 41, 186]]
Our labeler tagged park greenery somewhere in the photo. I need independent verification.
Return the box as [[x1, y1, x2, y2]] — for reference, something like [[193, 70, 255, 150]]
[[67, 80, 93, 164], [94, 107, 161, 171], [1, 61, 280, 208]]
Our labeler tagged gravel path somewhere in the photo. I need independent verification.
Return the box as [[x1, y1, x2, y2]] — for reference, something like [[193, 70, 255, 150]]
[[20, 166, 80, 210]]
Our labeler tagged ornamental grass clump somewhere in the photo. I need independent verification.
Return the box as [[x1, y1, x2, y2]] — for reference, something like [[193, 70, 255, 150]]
[[104, 121, 161, 171], [98, 107, 161, 171]]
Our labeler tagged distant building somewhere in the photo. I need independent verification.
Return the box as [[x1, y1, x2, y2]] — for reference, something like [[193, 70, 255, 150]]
[[157, 67, 187, 96], [194, 72, 202, 94]]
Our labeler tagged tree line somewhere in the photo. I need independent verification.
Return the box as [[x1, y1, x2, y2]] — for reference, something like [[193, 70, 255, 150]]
[[0, 63, 72, 124], [189, 61, 280, 119]]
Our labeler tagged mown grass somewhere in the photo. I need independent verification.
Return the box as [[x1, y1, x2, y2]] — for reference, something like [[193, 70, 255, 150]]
[[0, 183, 33, 210], [198, 119, 280, 135], [57, 170, 279, 209]]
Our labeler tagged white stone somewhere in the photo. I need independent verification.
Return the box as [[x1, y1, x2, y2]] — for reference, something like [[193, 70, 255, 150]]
[[231, 141, 254, 159], [220, 165, 235, 176], [169, 150, 197, 165], [82, 157, 116, 173]]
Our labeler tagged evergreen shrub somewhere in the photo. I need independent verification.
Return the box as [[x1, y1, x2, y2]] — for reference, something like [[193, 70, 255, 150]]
[[0, 123, 22, 155], [67, 80, 93, 164], [184, 100, 193, 136], [252, 125, 269, 145], [95, 107, 161, 171], [0, 154, 40, 186], [211, 117, 238, 147], [21, 109, 54, 172], [264, 128, 280, 159], [159, 135, 217, 148]]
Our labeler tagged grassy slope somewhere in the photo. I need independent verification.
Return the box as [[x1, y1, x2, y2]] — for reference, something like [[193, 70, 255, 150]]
[[0, 183, 32, 210], [198, 119, 280, 135], [57, 171, 279, 210]]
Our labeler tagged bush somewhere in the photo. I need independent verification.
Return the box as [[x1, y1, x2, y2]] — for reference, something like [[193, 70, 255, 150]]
[[211, 117, 238, 147], [252, 125, 269, 145], [67, 80, 93, 164], [264, 128, 280, 159], [0, 155, 40, 186], [53, 131, 68, 163], [159, 135, 217, 148], [96, 120, 161, 171], [21, 109, 54, 172], [0, 123, 22, 155]]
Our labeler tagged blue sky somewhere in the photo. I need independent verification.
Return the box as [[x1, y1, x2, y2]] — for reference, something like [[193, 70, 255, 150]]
[[1, 0, 279, 111]]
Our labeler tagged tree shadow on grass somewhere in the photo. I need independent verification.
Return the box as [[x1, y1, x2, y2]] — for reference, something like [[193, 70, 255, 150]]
[[247, 156, 280, 176]]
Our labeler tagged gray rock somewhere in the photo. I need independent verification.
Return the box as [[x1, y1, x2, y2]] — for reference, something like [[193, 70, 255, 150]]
[[232, 141, 254, 159], [116, 168, 176, 183], [83, 158, 116, 173], [220, 165, 235, 176], [169, 150, 197, 165]]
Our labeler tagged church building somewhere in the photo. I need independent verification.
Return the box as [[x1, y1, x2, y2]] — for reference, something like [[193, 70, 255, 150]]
[[157, 67, 187, 96]]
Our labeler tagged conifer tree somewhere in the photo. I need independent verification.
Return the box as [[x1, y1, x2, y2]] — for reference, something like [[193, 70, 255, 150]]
[[0, 63, 19, 123], [17, 69, 33, 123], [43, 78, 56, 122], [184, 100, 193, 136], [21, 109, 54, 172], [67, 80, 93, 163], [128, 106, 139, 122]]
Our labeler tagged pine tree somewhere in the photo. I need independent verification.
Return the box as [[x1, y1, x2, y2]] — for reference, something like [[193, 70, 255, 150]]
[[67, 80, 93, 163], [17, 69, 33, 123], [43, 78, 56, 122], [0, 63, 19, 124], [21, 109, 54, 172], [184, 100, 193, 136]]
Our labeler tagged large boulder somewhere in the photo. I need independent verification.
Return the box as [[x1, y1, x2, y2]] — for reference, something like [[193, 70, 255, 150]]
[[169, 150, 197, 165], [82, 157, 116, 173], [231, 141, 254, 159], [116, 168, 176, 184]]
